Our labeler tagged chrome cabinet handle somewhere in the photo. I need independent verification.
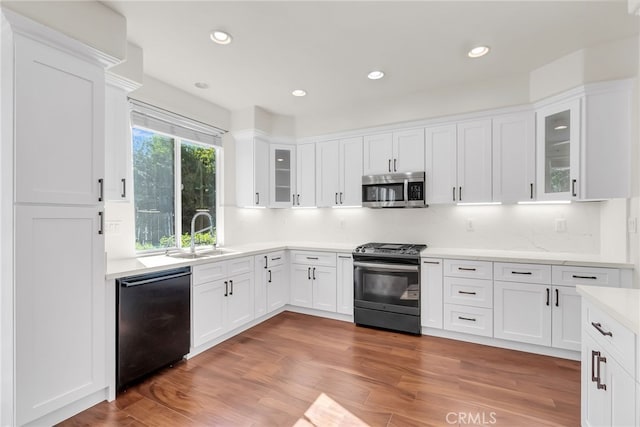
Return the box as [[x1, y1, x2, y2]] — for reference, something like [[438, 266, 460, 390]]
[[458, 316, 476, 322], [98, 178, 104, 202], [121, 178, 126, 198], [229, 280, 233, 295], [312, 267, 316, 280], [591, 322, 613, 337], [98, 211, 104, 235], [224, 281, 228, 297]]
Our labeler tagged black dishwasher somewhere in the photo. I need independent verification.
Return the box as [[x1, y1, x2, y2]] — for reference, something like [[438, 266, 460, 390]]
[[116, 267, 191, 391]]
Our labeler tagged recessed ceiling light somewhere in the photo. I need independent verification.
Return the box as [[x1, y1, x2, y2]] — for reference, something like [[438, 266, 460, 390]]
[[292, 89, 307, 97], [554, 125, 568, 130], [194, 82, 209, 89], [210, 30, 232, 45], [468, 46, 490, 58], [367, 70, 385, 80]]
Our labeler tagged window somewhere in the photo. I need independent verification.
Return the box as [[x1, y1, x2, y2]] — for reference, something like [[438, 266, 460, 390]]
[[130, 99, 224, 253]]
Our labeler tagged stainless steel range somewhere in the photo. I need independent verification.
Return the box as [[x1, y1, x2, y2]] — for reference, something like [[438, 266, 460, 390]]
[[353, 243, 426, 335]]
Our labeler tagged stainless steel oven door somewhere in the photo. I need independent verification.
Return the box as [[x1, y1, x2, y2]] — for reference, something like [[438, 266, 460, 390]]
[[353, 260, 420, 315]]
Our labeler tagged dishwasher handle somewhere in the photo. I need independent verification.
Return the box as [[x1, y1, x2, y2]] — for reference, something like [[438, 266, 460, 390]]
[[121, 271, 191, 287]]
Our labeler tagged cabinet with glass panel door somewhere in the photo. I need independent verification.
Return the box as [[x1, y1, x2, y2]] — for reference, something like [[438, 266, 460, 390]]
[[269, 144, 295, 208]]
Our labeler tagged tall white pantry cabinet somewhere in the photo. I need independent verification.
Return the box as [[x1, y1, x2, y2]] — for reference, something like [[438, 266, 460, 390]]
[[1, 11, 118, 426]]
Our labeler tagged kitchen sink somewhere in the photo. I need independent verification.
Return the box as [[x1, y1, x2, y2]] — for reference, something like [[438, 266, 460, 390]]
[[166, 248, 235, 259]]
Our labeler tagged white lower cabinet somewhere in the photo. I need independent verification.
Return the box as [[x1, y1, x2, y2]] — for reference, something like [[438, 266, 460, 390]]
[[192, 258, 254, 348], [336, 254, 354, 315], [444, 304, 493, 337], [420, 258, 443, 329], [290, 251, 337, 312], [494, 281, 552, 346], [551, 285, 581, 350], [254, 252, 287, 316], [582, 330, 636, 427]]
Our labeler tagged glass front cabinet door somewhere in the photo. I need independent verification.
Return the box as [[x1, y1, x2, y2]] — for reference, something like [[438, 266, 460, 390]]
[[269, 144, 296, 207], [536, 99, 580, 201]]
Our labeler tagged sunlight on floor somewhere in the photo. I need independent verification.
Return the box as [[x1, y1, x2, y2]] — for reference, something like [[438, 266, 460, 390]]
[[294, 393, 369, 427]]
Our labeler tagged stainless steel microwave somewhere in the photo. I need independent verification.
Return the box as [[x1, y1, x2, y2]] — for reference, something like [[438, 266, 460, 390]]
[[362, 172, 427, 208]]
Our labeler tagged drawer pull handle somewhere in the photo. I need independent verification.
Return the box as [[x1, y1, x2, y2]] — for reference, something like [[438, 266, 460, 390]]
[[591, 322, 613, 337], [458, 291, 477, 295], [458, 267, 476, 271], [272, 257, 281, 261], [458, 316, 476, 322], [511, 271, 532, 275], [338, 255, 351, 259], [306, 257, 319, 260], [423, 260, 441, 265], [572, 274, 597, 280]]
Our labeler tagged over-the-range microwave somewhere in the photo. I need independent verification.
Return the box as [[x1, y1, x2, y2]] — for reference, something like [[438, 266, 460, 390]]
[[362, 171, 427, 208]]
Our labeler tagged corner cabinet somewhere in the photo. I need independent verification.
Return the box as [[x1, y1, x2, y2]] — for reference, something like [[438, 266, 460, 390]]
[[536, 80, 632, 201], [4, 11, 117, 426], [235, 132, 269, 207]]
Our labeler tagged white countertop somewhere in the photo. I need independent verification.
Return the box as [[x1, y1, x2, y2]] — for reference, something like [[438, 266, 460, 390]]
[[576, 285, 640, 334], [106, 242, 634, 280]]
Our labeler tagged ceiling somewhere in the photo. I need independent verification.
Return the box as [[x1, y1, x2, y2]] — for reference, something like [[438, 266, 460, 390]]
[[103, 1, 638, 121]]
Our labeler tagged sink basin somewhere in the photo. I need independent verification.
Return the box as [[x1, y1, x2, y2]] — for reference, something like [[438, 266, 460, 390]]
[[166, 248, 235, 259]]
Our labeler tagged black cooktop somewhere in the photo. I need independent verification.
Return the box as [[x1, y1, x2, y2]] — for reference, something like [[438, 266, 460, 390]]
[[353, 242, 427, 257]]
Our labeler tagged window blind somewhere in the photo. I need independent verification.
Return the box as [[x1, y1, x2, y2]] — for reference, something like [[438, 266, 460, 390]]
[[129, 98, 226, 146]]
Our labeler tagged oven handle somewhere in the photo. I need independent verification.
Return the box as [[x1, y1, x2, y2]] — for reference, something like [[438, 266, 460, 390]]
[[353, 261, 419, 272]]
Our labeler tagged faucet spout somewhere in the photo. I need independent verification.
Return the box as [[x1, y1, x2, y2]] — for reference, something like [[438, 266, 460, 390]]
[[190, 211, 214, 254]]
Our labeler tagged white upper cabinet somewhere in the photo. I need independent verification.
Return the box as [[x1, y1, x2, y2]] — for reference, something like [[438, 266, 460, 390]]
[[235, 134, 269, 207], [457, 120, 493, 203], [426, 124, 457, 204], [536, 79, 632, 201], [316, 140, 340, 207], [104, 82, 133, 202], [269, 144, 295, 208], [426, 120, 492, 204], [295, 143, 316, 207], [363, 129, 424, 175], [492, 112, 535, 203], [317, 137, 363, 207], [14, 34, 105, 205]]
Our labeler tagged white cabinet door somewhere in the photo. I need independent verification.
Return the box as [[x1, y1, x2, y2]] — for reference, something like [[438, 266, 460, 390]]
[[426, 124, 457, 204], [312, 266, 337, 312], [421, 258, 443, 329], [226, 273, 254, 330], [254, 137, 270, 207], [336, 254, 354, 315], [296, 143, 316, 207], [104, 83, 132, 201], [492, 112, 535, 203], [235, 135, 269, 207], [290, 264, 313, 308], [15, 205, 105, 425], [267, 264, 287, 312], [536, 99, 580, 201], [316, 140, 340, 207], [15, 34, 104, 205], [363, 133, 393, 175], [457, 120, 492, 203], [192, 279, 228, 348], [493, 281, 551, 346], [339, 137, 363, 206], [270, 144, 295, 207], [393, 129, 425, 173], [254, 254, 268, 318], [551, 286, 581, 351]]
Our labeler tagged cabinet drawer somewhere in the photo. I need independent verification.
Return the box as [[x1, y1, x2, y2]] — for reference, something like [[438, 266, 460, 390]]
[[267, 251, 285, 267], [444, 277, 493, 309], [444, 259, 492, 280], [494, 262, 551, 284], [291, 251, 336, 267], [584, 301, 636, 376], [444, 304, 493, 337], [553, 266, 620, 287], [227, 256, 253, 277], [193, 261, 227, 286]]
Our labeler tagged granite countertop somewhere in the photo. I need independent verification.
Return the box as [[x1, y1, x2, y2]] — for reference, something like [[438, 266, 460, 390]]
[[576, 285, 640, 334], [106, 242, 634, 281]]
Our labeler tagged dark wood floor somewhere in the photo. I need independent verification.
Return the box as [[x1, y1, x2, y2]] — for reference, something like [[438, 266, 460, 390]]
[[59, 312, 580, 426]]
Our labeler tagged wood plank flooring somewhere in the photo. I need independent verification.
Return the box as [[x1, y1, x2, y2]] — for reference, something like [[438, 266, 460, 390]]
[[59, 312, 580, 426]]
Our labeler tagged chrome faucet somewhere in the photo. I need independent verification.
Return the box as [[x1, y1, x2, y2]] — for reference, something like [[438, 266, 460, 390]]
[[190, 211, 214, 254]]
